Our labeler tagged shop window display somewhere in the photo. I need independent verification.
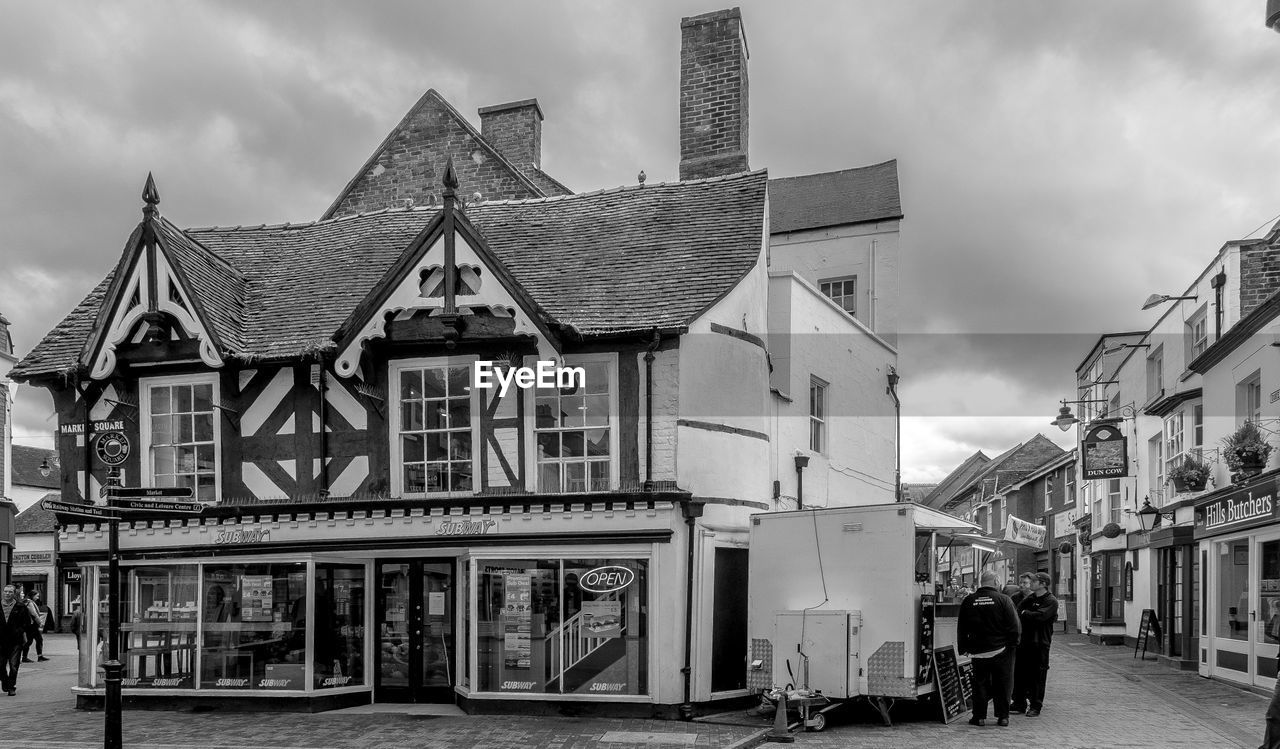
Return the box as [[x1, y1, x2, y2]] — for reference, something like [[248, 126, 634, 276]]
[[475, 558, 647, 695], [201, 563, 308, 689], [120, 565, 199, 688], [1219, 540, 1251, 642], [314, 564, 366, 689]]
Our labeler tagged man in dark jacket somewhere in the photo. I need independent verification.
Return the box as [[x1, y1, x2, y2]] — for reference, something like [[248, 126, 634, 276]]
[[0, 584, 34, 696], [1011, 571, 1059, 717], [957, 570, 1021, 727]]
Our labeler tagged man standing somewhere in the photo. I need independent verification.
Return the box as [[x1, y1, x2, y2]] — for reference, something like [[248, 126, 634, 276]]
[[22, 591, 51, 662], [1008, 572, 1035, 711], [0, 584, 34, 696], [1013, 571, 1059, 717], [958, 570, 1022, 727]]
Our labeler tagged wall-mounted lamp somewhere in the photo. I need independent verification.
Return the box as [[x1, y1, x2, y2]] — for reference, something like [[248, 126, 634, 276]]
[[1128, 498, 1175, 532], [1050, 398, 1109, 432], [1269, 0, 1280, 32], [1078, 380, 1119, 389], [39, 456, 60, 478], [1103, 343, 1151, 356], [1141, 293, 1198, 310]]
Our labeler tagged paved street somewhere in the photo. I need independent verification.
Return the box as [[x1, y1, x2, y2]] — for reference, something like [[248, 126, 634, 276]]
[[0, 633, 1271, 748]]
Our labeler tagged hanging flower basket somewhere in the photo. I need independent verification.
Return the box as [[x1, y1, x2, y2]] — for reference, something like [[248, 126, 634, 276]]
[[1058, 541, 1073, 555], [1169, 454, 1211, 493], [1222, 421, 1273, 478]]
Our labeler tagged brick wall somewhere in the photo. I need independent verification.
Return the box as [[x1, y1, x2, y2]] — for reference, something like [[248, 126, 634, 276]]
[[325, 92, 544, 220], [1240, 244, 1280, 317], [479, 100, 542, 170], [679, 8, 750, 181]]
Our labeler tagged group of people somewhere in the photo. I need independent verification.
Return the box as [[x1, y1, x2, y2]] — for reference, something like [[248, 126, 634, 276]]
[[956, 570, 1060, 727], [0, 584, 55, 696]]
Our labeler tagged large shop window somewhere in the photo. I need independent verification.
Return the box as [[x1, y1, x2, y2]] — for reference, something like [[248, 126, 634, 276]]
[[476, 558, 648, 695], [142, 375, 220, 502], [534, 359, 615, 493], [392, 359, 477, 496], [201, 563, 309, 690], [1091, 551, 1124, 623], [314, 564, 366, 689]]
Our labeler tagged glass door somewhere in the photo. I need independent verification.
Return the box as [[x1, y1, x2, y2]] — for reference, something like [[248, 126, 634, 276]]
[[375, 560, 455, 703], [1256, 534, 1280, 689], [1213, 539, 1252, 683]]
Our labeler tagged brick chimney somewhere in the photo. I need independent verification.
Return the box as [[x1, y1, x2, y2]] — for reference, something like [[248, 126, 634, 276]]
[[679, 8, 749, 181], [479, 99, 543, 171]]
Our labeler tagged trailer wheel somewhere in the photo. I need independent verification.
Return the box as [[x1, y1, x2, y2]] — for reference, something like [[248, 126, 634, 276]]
[[806, 712, 826, 732]]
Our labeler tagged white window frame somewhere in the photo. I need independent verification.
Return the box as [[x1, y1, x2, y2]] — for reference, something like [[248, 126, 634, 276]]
[[524, 352, 620, 493], [1239, 372, 1263, 426], [1107, 478, 1122, 525], [1065, 470, 1075, 507], [818, 276, 857, 317], [809, 376, 828, 455], [1147, 348, 1164, 401], [1188, 311, 1208, 360], [1043, 471, 1053, 514], [139, 372, 222, 501], [1192, 404, 1204, 454], [1164, 411, 1185, 477], [388, 355, 481, 498]]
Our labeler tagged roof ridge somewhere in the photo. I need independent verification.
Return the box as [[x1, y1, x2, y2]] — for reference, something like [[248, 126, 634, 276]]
[[188, 170, 770, 233]]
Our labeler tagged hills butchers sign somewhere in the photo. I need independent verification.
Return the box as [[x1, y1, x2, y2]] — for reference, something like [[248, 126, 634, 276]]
[[1200, 479, 1280, 536]]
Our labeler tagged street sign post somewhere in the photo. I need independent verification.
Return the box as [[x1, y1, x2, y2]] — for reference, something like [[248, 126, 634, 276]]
[[104, 486, 195, 499], [40, 499, 124, 521], [109, 498, 204, 514]]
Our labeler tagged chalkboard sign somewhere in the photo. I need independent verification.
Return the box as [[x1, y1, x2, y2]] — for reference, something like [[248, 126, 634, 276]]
[[958, 659, 974, 710], [932, 646, 970, 723], [1135, 609, 1162, 660]]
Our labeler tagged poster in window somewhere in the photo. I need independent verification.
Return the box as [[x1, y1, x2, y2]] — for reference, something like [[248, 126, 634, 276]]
[[504, 573, 532, 668], [241, 575, 274, 622], [581, 600, 622, 638], [1082, 424, 1128, 479]]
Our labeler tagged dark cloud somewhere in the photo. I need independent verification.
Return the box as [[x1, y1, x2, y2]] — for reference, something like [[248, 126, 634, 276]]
[[3, 1, 1278, 482]]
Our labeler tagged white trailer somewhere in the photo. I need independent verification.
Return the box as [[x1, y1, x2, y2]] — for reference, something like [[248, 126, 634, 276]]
[[746, 502, 992, 729]]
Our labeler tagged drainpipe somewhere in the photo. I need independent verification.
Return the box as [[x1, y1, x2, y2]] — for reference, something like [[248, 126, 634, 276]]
[[680, 497, 706, 720], [886, 367, 902, 501], [794, 454, 810, 510], [316, 357, 330, 498], [644, 329, 660, 491]]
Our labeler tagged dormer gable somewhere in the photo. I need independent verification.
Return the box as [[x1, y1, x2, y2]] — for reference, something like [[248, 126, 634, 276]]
[[333, 159, 561, 378], [81, 175, 243, 379]]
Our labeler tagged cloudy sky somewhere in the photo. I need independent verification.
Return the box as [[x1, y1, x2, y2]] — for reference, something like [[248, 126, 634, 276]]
[[2, 1, 1279, 485]]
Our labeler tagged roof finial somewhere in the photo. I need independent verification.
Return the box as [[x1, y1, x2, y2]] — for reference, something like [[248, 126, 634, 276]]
[[442, 157, 458, 203], [142, 172, 160, 219]]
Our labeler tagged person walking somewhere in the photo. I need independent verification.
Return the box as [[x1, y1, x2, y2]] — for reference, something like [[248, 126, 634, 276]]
[[1, 584, 34, 696], [22, 592, 51, 662], [1012, 571, 1059, 717], [957, 570, 1022, 727], [69, 600, 84, 651], [17, 588, 41, 664]]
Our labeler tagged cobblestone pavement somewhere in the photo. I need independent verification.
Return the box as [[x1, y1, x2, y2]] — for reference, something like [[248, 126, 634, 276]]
[[0, 634, 1270, 748], [793, 634, 1270, 748]]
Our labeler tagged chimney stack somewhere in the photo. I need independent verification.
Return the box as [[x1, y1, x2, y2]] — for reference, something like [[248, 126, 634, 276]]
[[679, 8, 749, 181], [479, 99, 544, 171]]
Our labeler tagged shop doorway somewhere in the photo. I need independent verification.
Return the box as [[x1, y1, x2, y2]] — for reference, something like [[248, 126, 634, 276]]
[[375, 560, 455, 703], [711, 548, 748, 692], [1210, 533, 1280, 689]]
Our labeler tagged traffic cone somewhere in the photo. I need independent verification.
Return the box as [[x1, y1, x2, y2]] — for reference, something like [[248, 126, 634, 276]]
[[766, 692, 795, 743]]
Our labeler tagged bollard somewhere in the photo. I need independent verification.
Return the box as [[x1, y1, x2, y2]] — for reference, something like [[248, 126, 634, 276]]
[[766, 692, 795, 743]]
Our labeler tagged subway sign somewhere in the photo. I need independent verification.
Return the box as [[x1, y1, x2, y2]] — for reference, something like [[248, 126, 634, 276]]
[[1200, 478, 1280, 535]]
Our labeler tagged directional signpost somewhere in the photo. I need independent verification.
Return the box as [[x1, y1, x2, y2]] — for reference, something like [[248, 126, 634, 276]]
[[44, 482, 202, 749]]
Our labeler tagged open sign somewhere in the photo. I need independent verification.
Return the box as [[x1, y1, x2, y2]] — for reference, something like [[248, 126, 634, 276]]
[[579, 566, 635, 593]]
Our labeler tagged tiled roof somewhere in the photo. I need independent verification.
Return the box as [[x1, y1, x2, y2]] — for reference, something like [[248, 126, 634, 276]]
[[15, 493, 63, 533], [154, 219, 247, 352], [12, 171, 768, 379], [925, 451, 991, 510], [11, 445, 59, 490], [769, 160, 902, 234]]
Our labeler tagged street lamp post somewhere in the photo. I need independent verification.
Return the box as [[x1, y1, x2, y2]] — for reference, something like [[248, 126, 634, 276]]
[[103, 516, 122, 749]]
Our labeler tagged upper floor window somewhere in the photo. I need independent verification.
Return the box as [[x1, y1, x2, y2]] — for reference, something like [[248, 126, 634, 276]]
[[1065, 470, 1075, 507], [1107, 478, 1122, 525], [141, 374, 220, 502], [1193, 404, 1204, 454], [391, 358, 476, 496], [1187, 308, 1208, 361], [818, 277, 857, 317], [1164, 411, 1185, 477], [1146, 348, 1164, 401], [809, 377, 828, 453], [1043, 471, 1053, 514], [1149, 434, 1164, 499], [992, 498, 1003, 532], [533, 356, 616, 493], [1238, 372, 1263, 426]]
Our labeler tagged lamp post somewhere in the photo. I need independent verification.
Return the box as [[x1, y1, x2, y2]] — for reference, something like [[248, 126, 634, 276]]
[[886, 368, 902, 501]]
